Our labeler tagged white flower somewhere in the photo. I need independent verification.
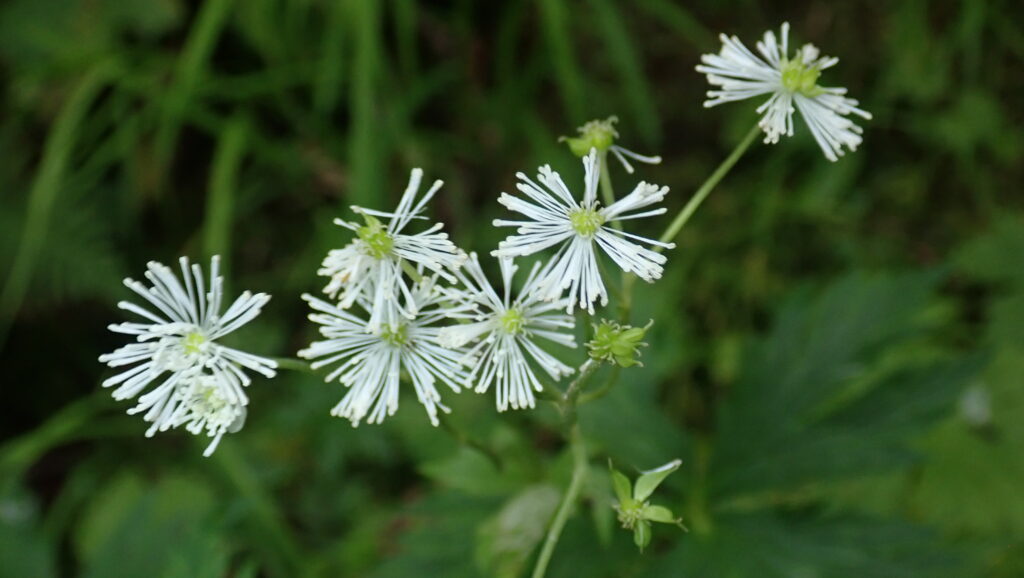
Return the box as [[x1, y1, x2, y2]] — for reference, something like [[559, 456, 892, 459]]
[[696, 22, 872, 161], [319, 168, 465, 332], [299, 279, 472, 427], [170, 373, 247, 456], [492, 149, 675, 313], [98, 256, 277, 450], [437, 253, 576, 411]]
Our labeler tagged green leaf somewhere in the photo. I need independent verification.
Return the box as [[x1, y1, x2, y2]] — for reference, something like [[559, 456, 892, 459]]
[[710, 272, 980, 500], [609, 464, 632, 505], [641, 504, 678, 525], [419, 447, 522, 497], [648, 512, 962, 577], [74, 471, 228, 578], [476, 485, 561, 578], [633, 520, 651, 552], [633, 459, 681, 502], [953, 215, 1024, 286], [0, 486, 57, 578]]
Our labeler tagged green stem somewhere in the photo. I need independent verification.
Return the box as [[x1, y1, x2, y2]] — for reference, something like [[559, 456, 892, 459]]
[[597, 151, 621, 230], [203, 114, 249, 263], [657, 123, 760, 248], [618, 123, 760, 323], [270, 357, 315, 373], [578, 365, 621, 404], [531, 423, 587, 578]]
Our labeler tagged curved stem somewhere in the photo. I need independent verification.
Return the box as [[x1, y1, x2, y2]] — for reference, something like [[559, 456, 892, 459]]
[[657, 123, 760, 248], [531, 423, 587, 578], [618, 123, 761, 323]]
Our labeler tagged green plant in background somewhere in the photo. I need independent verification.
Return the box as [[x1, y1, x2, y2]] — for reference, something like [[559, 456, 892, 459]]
[[1, 0, 1023, 577]]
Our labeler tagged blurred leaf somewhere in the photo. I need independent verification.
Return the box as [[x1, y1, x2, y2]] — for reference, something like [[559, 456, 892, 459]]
[[0, 486, 57, 578], [475, 484, 560, 578], [372, 491, 502, 578], [419, 447, 523, 497], [712, 272, 980, 499], [74, 471, 229, 578], [953, 215, 1024, 286], [648, 512, 961, 578], [912, 350, 1024, 535]]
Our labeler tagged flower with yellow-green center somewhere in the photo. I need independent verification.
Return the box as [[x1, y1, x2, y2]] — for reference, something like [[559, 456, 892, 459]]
[[561, 116, 662, 174], [492, 149, 674, 313], [437, 253, 576, 411], [319, 168, 466, 333], [98, 256, 277, 454], [697, 22, 872, 161], [299, 278, 474, 426]]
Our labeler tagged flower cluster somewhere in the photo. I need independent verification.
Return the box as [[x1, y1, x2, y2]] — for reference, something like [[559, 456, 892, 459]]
[[299, 128, 672, 424], [98, 256, 277, 456], [99, 21, 870, 451]]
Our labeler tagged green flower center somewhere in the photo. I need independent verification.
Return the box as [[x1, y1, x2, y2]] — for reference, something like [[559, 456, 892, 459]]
[[499, 308, 526, 334], [569, 208, 605, 237], [182, 331, 207, 354], [780, 58, 823, 96], [357, 215, 394, 259], [380, 323, 408, 347]]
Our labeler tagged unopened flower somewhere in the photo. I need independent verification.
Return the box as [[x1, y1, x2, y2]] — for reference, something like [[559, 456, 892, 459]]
[[299, 279, 472, 426], [98, 256, 276, 451], [437, 253, 576, 411], [493, 149, 674, 313], [561, 116, 662, 174], [319, 168, 465, 332], [697, 22, 871, 161], [587, 320, 650, 368], [170, 373, 247, 456], [610, 459, 685, 552]]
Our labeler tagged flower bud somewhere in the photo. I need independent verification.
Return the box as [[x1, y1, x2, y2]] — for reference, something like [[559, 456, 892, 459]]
[[560, 116, 620, 157], [587, 320, 651, 368]]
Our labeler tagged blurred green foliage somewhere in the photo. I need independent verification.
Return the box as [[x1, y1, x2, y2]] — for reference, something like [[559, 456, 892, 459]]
[[1, 0, 1023, 576]]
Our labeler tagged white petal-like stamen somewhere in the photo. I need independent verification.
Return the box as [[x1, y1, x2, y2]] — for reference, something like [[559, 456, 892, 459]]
[[319, 168, 466, 332], [696, 22, 871, 161], [437, 253, 576, 411], [98, 256, 277, 454], [492, 149, 674, 313], [299, 279, 473, 426]]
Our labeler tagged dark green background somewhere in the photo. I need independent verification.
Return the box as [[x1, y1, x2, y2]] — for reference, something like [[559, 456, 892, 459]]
[[1, 0, 1023, 576]]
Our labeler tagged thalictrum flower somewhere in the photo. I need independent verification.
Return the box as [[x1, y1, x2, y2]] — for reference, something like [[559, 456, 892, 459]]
[[98, 256, 276, 451], [492, 149, 674, 313], [319, 168, 465, 332], [697, 22, 872, 161], [437, 253, 576, 411], [299, 278, 472, 426]]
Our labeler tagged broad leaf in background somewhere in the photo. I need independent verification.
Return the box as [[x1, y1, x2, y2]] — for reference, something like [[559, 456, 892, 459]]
[[74, 472, 229, 578], [711, 271, 965, 500]]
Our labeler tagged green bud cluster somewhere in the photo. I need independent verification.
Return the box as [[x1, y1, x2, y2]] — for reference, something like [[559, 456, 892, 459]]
[[561, 116, 619, 158], [780, 56, 824, 96], [356, 215, 395, 259], [587, 320, 650, 368], [609, 459, 684, 552]]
